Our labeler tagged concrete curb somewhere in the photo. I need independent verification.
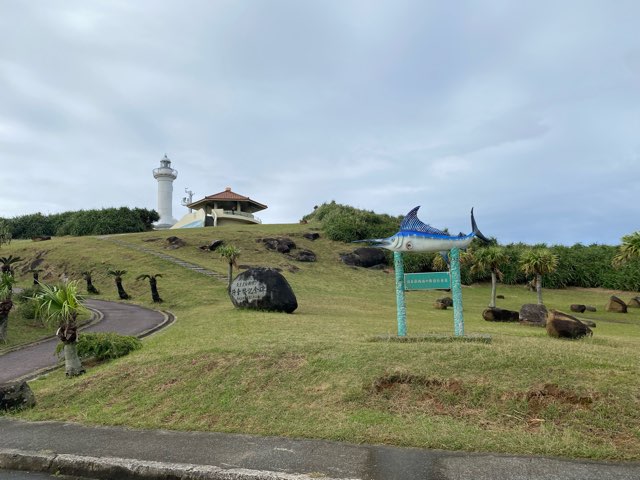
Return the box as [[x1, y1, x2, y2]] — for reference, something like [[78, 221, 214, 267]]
[[136, 309, 176, 339], [0, 449, 359, 480]]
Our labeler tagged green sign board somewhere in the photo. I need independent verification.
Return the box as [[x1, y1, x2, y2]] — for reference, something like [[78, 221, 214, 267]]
[[404, 272, 451, 291]]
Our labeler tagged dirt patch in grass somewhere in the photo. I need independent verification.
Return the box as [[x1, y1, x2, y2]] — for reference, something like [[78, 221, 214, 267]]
[[368, 374, 601, 426], [189, 353, 238, 373], [371, 373, 464, 395], [154, 377, 182, 392], [369, 372, 474, 416], [252, 352, 307, 370], [503, 383, 595, 408]]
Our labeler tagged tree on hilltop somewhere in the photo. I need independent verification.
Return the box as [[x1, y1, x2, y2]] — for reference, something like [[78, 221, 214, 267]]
[[108, 269, 130, 300], [519, 248, 558, 305], [613, 232, 640, 268], [81, 270, 100, 294], [468, 246, 508, 307], [137, 274, 163, 303], [0, 255, 22, 275], [218, 245, 241, 289]]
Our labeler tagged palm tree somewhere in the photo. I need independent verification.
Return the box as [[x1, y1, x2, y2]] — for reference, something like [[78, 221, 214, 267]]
[[468, 246, 508, 307], [81, 270, 100, 294], [34, 281, 87, 376], [218, 245, 241, 289], [431, 253, 449, 272], [137, 274, 163, 303], [0, 255, 22, 275], [0, 273, 16, 342], [107, 269, 130, 300], [612, 231, 640, 268], [519, 248, 558, 305], [30, 268, 42, 285]]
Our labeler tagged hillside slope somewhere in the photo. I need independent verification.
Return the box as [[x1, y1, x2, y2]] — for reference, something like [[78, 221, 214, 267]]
[[2, 223, 639, 461]]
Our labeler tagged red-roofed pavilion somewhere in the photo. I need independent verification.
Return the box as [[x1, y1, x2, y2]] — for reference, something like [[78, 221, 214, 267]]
[[172, 187, 267, 228]]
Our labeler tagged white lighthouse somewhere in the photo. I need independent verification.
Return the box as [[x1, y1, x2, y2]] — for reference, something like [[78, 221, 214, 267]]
[[153, 154, 178, 229]]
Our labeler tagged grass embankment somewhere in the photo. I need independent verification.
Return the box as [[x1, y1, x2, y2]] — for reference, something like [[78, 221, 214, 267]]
[[1, 224, 639, 460]]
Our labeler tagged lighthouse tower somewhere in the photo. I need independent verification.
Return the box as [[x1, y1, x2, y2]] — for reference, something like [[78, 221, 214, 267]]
[[153, 154, 178, 229]]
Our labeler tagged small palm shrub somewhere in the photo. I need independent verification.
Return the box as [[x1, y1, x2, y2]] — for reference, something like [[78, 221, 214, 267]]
[[19, 300, 38, 320], [14, 285, 42, 320], [56, 332, 142, 361]]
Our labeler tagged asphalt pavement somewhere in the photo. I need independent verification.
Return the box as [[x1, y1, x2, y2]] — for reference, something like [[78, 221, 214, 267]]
[[1, 417, 639, 480], [2, 470, 94, 479]]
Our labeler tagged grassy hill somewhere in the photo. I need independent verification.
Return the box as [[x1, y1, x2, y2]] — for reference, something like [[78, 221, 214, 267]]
[[2, 223, 640, 460]]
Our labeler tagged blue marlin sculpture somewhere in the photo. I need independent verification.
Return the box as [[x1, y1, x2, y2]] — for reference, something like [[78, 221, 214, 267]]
[[355, 206, 490, 253]]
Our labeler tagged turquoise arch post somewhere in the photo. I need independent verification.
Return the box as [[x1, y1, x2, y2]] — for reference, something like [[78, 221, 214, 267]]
[[450, 247, 464, 336], [394, 251, 407, 337]]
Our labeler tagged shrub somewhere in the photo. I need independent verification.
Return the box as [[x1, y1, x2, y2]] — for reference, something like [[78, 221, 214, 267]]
[[4, 207, 159, 239], [14, 285, 42, 303], [306, 202, 400, 243], [18, 300, 38, 320], [56, 332, 142, 361]]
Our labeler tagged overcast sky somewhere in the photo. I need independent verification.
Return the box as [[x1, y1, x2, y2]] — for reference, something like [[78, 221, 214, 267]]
[[1, 1, 638, 245]]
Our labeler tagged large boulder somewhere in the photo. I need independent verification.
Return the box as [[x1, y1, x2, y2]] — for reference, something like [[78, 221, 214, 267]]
[[483, 307, 520, 322], [570, 304, 586, 313], [627, 297, 640, 308], [606, 296, 627, 313], [433, 300, 448, 310], [303, 232, 320, 241], [261, 237, 296, 254], [585, 305, 597, 312], [293, 249, 317, 262], [199, 239, 224, 251], [229, 268, 298, 313], [165, 236, 186, 249], [437, 297, 453, 307], [340, 248, 387, 268], [519, 304, 548, 327], [0, 381, 36, 411], [546, 310, 593, 339]]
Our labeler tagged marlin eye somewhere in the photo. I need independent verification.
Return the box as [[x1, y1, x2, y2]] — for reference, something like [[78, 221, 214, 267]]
[[406, 241, 413, 250]]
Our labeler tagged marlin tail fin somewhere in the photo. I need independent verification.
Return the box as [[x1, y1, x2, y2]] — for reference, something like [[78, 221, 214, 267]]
[[471, 208, 490, 243]]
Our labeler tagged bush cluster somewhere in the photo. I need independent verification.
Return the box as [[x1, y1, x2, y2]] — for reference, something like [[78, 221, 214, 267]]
[[14, 285, 42, 320], [1, 207, 159, 239], [459, 243, 640, 291], [56, 332, 142, 361], [303, 201, 401, 243]]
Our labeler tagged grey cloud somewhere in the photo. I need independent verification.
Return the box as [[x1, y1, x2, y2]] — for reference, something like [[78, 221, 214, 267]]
[[1, 1, 639, 245]]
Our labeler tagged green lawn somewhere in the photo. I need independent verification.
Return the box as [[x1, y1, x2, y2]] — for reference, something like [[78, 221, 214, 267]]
[[1, 225, 639, 460]]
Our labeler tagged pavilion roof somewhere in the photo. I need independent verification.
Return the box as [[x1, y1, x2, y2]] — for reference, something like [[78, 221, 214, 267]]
[[187, 187, 267, 212]]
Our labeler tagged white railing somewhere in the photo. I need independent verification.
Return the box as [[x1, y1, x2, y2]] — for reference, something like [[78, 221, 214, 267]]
[[220, 210, 261, 223]]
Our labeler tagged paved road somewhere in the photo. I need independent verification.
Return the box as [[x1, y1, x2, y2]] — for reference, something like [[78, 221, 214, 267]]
[[0, 300, 169, 383], [1, 417, 639, 480], [3, 470, 94, 479]]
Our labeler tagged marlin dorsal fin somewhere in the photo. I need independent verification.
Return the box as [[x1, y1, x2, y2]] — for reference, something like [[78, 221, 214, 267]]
[[400, 206, 448, 236]]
